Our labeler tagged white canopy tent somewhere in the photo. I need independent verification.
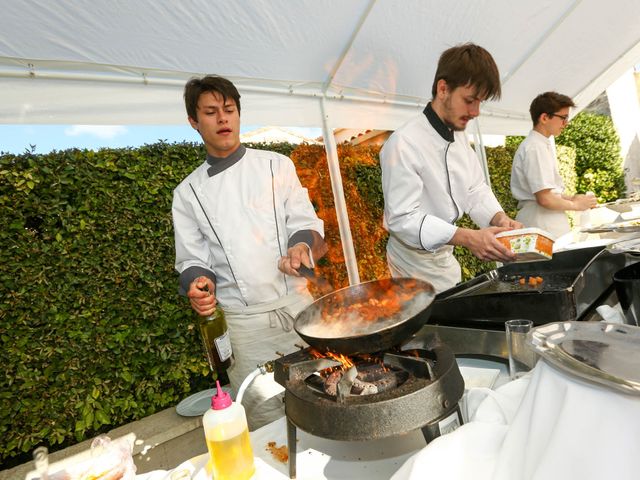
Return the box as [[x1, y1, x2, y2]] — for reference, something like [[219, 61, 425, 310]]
[[2, 0, 640, 283]]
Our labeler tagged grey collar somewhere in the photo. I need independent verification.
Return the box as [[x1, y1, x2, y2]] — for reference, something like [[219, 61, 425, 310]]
[[206, 145, 247, 177]]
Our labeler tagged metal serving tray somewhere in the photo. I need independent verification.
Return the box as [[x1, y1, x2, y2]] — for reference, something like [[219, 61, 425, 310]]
[[429, 246, 626, 330], [530, 321, 640, 395]]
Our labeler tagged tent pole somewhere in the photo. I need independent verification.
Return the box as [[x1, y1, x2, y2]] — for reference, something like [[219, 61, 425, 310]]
[[473, 118, 491, 187], [320, 96, 360, 285]]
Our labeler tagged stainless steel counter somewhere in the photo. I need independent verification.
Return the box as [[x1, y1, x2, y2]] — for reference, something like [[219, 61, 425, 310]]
[[417, 324, 509, 362]]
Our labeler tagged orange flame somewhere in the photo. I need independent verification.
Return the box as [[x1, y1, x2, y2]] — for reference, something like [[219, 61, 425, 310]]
[[325, 351, 355, 370], [309, 348, 355, 371]]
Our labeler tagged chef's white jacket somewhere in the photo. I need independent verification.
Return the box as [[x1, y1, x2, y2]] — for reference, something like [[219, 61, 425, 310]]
[[510, 130, 564, 201], [380, 112, 503, 252], [172, 148, 324, 308], [510, 130, 570, 238]]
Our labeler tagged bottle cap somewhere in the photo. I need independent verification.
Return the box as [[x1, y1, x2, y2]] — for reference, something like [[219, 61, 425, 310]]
[[211, 380, 232, 410]]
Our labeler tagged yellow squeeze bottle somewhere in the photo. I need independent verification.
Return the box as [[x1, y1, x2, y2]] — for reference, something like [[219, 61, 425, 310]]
[[203, 381, 255, 480]]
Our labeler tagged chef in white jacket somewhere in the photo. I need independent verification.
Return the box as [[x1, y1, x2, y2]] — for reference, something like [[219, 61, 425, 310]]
[[172, 75, 327, 429], [380, 44, 522, 293], [511, 92, 597, 239]]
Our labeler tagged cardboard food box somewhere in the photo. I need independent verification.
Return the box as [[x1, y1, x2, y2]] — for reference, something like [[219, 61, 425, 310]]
[[495, 227, 554, 262]]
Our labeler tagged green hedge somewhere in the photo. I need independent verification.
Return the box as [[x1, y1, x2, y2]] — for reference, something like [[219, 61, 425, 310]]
[[0, 143, 209, 467], [557, 112, 626, 202], [0, 140, 321, 468]]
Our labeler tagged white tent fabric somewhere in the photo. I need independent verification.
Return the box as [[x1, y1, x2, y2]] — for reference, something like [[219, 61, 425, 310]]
[[2, 0, 640, 133], [2, 0, 640, 283]]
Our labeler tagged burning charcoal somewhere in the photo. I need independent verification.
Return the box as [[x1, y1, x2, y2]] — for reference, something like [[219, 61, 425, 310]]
[[324, 370, 343, 396], [370, 374, 398, 393], [351, 378, 378, 395], [355, 363, 388, 383]]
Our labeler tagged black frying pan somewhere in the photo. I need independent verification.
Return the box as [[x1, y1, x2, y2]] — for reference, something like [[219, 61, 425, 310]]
[[294, 277, 435, 355]]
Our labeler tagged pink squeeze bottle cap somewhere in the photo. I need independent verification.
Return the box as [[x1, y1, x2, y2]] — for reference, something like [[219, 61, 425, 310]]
[[211, 380, 232, 410]]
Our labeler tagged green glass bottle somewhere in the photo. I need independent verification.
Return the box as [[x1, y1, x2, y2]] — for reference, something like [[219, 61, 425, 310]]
[[199, 307, 234, 373]]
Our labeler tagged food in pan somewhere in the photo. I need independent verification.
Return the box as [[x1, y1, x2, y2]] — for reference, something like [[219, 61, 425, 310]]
[[301, 280, 424, 338], [517, 276, 544, 286], [495, 228, 554, 262]]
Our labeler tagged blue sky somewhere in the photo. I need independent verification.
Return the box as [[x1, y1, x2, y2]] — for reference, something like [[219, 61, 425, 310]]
[[0, 125, 322, 155]]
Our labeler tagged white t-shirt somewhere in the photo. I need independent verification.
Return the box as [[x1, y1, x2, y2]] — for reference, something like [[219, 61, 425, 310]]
[[510, 130, 564, 201], [172, 148, 324, 308]]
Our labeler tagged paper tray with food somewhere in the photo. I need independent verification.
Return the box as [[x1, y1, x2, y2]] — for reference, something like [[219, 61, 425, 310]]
[[495, 227, 554, 262]]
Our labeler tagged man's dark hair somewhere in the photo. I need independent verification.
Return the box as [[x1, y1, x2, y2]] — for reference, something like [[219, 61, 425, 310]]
[[431, 43, 501, 101], [529, 92, 575, 125], [184, 75, 241, 121]]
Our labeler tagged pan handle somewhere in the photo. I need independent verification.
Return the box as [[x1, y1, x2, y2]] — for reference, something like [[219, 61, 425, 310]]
[[297, 265, 334, 296]]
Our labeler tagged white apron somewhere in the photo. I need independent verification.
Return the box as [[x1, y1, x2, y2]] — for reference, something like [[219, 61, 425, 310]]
[[224, 292, 312, 430], [515, 200, 570, 240], [386, 234, 461, 294]]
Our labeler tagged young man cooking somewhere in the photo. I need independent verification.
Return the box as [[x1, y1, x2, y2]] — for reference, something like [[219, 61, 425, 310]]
[[172, 75, 327, 430], [510, 92, 597, 239], [380, 43, 523, 294]]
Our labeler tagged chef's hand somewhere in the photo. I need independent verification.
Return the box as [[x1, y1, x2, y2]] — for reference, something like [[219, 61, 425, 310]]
[[572, 193, 598, 210], [279, 243, 312, 277], [451, 226, 517, 263], [490, 211, 524, 230], [187, 276, 216, 316]]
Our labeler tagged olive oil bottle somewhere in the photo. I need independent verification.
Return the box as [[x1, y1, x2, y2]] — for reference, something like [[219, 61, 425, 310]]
[[198, 291, 234, 373]]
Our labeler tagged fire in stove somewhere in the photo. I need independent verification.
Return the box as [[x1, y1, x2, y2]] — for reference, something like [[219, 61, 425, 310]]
[[273, 331, 465, 479], [305, 348, 435, 401]]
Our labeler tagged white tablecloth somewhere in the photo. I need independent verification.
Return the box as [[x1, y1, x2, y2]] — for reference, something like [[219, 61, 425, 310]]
[[137, 417, 427, 480], [392, 359, 640, 480]]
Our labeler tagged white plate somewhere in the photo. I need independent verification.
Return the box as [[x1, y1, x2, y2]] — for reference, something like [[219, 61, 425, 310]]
[[176, 387, 233, 417]]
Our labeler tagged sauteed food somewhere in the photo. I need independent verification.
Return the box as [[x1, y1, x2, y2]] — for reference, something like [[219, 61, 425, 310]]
[[302, 279, 422, 338], [294, 278, 436, 355]]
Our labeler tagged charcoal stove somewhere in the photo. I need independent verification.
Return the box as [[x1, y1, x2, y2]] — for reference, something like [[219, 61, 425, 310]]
[[273, 330, 464, 478]]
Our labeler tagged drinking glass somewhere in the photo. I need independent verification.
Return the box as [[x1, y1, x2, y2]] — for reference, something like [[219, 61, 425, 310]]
[[505, 319, 536, 380]]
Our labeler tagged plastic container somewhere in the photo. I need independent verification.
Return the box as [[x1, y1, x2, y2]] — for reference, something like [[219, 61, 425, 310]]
[[495, 227, 554, 262], [203, 381, 255, 480]]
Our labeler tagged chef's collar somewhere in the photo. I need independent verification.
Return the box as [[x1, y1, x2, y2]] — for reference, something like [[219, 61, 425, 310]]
[[206, 144, 247, 177], [423, 103, 454, 143]]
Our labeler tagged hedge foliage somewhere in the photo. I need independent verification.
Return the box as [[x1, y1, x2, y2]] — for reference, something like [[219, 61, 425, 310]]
[[557, 112, 626, 202], [0, 143, 219, 467]]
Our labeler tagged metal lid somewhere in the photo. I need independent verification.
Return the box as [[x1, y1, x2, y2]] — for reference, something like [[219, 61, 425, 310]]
[[529, 321, 640, 395]]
